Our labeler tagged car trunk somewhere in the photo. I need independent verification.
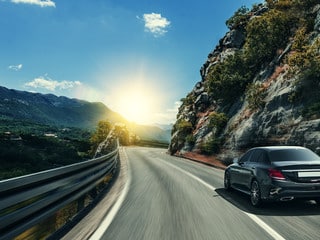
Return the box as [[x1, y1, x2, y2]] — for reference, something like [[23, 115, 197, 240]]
[[272, 161, 320, 183]]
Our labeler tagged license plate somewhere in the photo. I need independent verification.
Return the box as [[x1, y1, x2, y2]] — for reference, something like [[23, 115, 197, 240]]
[[298, 171, 320, 177]]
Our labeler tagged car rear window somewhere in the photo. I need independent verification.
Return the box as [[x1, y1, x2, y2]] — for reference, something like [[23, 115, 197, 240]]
[[269, 149, 320, 162]]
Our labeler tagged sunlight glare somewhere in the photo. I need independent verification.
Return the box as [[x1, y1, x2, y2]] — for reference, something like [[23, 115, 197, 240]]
[[117, 86, 155, 124]]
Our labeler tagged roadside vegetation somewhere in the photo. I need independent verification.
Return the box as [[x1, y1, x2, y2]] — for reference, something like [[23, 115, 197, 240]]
[[0, 120, 92, 180]]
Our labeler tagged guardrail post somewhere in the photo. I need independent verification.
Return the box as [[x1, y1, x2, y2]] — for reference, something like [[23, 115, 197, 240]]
[[89, 187, 97, 199], [77, 196, 85, 212]]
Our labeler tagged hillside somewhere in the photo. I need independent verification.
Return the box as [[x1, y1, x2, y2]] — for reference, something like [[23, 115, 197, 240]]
[[0, 86, 171, 142], [0, 86, 123, 128], [169, 0, 320, 163]]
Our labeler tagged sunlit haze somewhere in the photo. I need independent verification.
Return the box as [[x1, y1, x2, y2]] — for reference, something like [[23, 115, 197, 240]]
[[0, 0, 262, 125], [111, 81, 159, 124]]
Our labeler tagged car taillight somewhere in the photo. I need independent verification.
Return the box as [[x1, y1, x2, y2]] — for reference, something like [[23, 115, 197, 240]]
[[268, 169, 285, 180]]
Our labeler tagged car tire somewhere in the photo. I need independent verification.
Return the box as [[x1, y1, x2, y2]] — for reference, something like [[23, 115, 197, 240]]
[[250, 180, 262, 207], [224, 171, 232, 191]]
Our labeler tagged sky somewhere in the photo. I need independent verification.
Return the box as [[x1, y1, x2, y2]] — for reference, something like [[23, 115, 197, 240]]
[[0, 0, 263, 125]]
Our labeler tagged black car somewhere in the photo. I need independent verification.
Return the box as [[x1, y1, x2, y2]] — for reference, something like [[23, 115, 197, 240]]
[[224, 146, 320, 206]]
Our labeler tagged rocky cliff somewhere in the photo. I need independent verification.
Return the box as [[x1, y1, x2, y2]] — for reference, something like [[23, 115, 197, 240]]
[[169, 1, 320, 163]]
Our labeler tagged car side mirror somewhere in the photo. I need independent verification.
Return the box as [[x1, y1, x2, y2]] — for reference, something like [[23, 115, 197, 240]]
[[233, 158, 239, 163]]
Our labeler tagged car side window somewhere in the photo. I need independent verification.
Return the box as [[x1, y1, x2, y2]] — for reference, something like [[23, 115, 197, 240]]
[[239, 150, 253, 163], [250, 150, 260, 162], [260, 151, 269, 164], [250, 150, 270, 163], [250, 150, 261, 163]]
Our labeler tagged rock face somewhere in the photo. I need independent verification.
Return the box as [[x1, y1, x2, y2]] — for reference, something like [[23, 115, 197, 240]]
[[169, 3, 320, 160], [315, 5, 320, 32]]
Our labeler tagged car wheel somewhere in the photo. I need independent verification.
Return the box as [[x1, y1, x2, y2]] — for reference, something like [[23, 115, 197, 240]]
[[315, 198, 320, 205], [224, 171, 231, 191], [250, 180, 262, 207]]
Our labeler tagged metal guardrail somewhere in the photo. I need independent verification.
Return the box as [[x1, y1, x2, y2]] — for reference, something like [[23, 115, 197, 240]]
[[0, 142, 119, 240]]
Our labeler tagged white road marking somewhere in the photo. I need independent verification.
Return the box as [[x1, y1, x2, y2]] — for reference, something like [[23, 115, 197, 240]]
[[160, 158, 286, 240], [245, 213, 286, 240], [89, 148, 131, 240]]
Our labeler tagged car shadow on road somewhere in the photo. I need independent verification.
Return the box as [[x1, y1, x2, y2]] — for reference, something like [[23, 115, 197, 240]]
[[215, 188, 320, 216]]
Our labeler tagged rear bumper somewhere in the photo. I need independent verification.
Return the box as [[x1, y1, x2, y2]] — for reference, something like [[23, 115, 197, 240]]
[[262, 180, 320, 201]]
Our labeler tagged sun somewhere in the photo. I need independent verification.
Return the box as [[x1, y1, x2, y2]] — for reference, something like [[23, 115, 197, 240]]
[[120, 90, 152, 123], [117, 86, 155, 124]]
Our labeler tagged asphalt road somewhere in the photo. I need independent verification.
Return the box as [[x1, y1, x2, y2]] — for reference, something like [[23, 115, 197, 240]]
[[70, 147, 320, 240]]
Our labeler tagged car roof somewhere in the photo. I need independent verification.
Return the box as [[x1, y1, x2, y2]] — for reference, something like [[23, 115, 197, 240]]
[[251, 146, 307, 152]]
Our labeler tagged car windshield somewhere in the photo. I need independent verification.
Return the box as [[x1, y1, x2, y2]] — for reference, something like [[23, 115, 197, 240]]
[[269, 149, 320, 162]]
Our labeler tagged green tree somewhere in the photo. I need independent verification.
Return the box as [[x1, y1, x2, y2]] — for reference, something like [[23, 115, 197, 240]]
[[267, 0, 318, 11], [175, 119, 193, 136], [208, 112, 228, 134], [226, 6, 250, 30], [90, 120, 112, 150], [246, 83, 266, 110], [185, 134, 196, 146], [288, 38, 320, 101], [199, 136, 221, 155], [114, 124, 130, 146], [244, 9, 293, 67], [206, 51, 253, 104]]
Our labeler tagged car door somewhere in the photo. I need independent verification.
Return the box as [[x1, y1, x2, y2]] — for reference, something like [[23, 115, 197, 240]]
[[240, 149, 265, 191], [236, 150, 261, 191], [231, 150, 253, 190]]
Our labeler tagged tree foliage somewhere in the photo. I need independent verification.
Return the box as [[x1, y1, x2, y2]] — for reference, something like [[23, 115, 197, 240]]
[[199, 136, 222, 155], [208, 112, 228, 134], [266, 0, 318, 11], [288, 35, 320, 107], [225, 6, 250, 30], [206, 51, 253, 104], [246, 83, 266, 110], [244, 9, 293, 67], [114, 124, 130, 146], [175, 119, 193, 135], [90, 120, 112, 148], [0, 134, 87, 180]]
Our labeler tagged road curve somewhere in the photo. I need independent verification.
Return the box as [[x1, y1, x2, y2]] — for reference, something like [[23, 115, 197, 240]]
[[65, 147, 320, 240]]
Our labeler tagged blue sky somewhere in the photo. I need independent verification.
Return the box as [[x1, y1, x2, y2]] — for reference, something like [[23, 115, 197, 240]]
[[0, 0, 262, 124]]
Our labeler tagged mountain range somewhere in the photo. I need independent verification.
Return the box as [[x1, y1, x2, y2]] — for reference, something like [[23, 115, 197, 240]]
[[0, 86, 171, 143]]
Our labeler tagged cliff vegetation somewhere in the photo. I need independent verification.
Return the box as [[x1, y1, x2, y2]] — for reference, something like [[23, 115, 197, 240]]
[[169, 0, 320, 164]]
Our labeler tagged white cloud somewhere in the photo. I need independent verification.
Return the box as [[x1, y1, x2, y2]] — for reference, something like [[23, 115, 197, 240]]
[[25, 75, 81, 91], [11, 0, 56, 8], [142, 13, 171, 37], [8, 64, 23, 71]]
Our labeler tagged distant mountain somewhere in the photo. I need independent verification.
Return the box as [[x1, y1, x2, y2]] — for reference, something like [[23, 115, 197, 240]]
[[154, 123, 173, 131], [128, 123, 171, 143], [0, 86, 123, 128], [0, 86, 171, 143]]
